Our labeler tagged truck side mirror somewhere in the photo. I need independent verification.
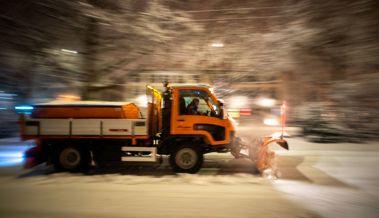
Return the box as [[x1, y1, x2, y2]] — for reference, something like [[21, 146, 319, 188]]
[[220, 108, 225, 119], [218, 100, 224, 119]]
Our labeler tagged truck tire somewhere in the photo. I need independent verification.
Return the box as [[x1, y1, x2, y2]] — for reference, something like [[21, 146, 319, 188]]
[[169, 144, 203, 174], [54, 146, 89, 172]]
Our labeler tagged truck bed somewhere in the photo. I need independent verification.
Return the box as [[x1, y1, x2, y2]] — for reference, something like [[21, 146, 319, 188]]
[[22, 118, 147, 138]]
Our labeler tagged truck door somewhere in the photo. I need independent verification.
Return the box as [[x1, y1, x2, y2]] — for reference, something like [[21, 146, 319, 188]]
[[171, 88, 230, 145]]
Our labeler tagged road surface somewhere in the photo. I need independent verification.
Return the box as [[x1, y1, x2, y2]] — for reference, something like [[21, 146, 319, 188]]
[[0, 124, 378, 218]]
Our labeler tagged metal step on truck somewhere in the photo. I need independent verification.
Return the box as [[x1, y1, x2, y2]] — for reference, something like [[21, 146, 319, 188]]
[[20, 82, 288, 173]]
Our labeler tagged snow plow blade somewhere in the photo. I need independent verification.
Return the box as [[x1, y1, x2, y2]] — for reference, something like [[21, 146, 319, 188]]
[[276, 139, 289, 150], [230, 135, 289, 175], [261, 136, 289, 150], [276, 140, 289, 150], [231, 136, 289, 158]]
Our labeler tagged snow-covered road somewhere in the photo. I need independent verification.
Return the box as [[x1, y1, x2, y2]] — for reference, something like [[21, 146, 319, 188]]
[[0, 127, 379, 218]]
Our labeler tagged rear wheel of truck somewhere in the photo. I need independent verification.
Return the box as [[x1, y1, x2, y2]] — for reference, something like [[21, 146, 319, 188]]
[[169, 144, 203, 174], [54, 146, 89, 172]]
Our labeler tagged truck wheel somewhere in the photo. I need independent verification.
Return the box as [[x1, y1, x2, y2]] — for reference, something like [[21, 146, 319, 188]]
[[169, 145, 203, 174], [54, 146, 89, 172]]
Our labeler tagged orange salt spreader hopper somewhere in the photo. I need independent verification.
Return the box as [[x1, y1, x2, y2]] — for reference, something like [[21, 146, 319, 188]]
[[31, 101, 141, 119]]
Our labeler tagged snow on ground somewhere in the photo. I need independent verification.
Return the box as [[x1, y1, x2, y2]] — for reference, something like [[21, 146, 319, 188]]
[[0, 175, 316, 218], [0, 161, 319, 218], [272, 138, 379, 218], [0, 156, 316, 218], [1, 124, 379, 218], [0, 136, 317, 218]]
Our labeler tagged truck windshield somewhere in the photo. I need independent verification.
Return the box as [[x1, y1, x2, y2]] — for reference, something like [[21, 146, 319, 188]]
[[179, 90, 220, 117]]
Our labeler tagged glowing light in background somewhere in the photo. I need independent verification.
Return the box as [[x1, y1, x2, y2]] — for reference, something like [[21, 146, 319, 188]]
[[228, 96, 248, 108], [0, 151, 23, 158], [15, 106, 34, 110], [227, 108, 240, 119], [61, 48, 78, 54], [15, 105, 34, 115], [256, 97, 276, 107], [0, 91, 17, 100], [0, 146, 30, 167], [57, 94, 81, 101], [239, 108, 252, 116], [210, 42, 224, 48], [264, 118, 279, 126], [135, 95, 148, 107]]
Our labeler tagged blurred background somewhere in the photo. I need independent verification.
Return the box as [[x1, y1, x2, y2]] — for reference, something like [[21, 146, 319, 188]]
[[1, 0, 379, 141]]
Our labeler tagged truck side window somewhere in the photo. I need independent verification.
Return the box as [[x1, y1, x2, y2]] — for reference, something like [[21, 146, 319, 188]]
[[179, 90, 220, 117]]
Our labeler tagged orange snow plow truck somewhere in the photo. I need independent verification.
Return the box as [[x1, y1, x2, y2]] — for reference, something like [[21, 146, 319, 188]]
[[20, 83, 288, 173]]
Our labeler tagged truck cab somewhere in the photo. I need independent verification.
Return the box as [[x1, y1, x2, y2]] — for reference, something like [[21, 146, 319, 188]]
[[170, 85, 235, 146], [148, 84, 237, 173]]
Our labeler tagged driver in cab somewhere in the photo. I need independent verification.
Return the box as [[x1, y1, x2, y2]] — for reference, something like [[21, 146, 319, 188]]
[[186, 98, 201, 115]]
